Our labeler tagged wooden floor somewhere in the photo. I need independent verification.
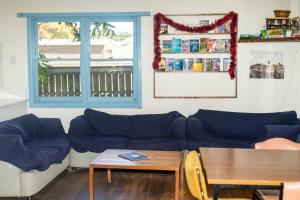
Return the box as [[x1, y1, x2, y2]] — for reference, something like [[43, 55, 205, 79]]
[[1, 169, 195, 200], [1, 168, 254, 200]]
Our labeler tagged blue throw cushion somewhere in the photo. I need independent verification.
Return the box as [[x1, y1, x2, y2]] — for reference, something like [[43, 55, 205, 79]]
[[258, 125, 300, 142], [191, 109, 297, 140], [84, 109, 131, 137]]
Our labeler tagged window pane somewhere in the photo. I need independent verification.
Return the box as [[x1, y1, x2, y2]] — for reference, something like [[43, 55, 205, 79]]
[[90, 61, 133, 97], [38, 60, 81, 97], [38, 22, 81, 59], [90, 21, 134, 98], [90, 22, 133, 59]]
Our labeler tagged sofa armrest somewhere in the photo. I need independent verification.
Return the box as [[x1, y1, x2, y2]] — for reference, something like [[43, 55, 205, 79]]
[[186, 117, 213, 141], [171, 117, 186, 139], [0, 134, 34, 171], [68, 115, 98, 137], [0, 160, 21, 196]]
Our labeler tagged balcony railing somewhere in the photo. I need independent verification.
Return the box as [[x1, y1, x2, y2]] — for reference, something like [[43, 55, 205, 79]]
[[39, 66, 133, 97]]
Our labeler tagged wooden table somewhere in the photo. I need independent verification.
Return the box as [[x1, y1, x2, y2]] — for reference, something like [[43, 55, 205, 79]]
[[89, 149, 182, 200], [200, 148, 300, 200]]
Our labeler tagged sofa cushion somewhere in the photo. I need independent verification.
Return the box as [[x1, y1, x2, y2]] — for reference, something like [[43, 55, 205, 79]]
[[70, 135, 128, 153], [128, 138, 183, 150], [188, 139, 251, 150], [258, 125, 300, 142], [84, 109, 131, 137], [186, 117, 253, 150], [84, 109, 183, 138], [26, 135, 70, 171], [192, 109, 297, 140], [130, 111, 182, 138]]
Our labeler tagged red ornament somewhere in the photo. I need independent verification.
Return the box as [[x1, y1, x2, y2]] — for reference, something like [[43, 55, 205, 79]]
[[153, 12, 238, 79]]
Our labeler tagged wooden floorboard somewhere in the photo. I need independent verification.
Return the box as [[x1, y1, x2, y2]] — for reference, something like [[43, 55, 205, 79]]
[[1, 168, 254, 200], [1, 169, 196, 200]]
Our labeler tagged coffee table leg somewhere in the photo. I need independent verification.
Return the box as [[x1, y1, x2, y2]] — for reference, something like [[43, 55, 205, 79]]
[[175, 169, 180, 200], [89, 166, 94, 200], [107, 169, 112, 184]]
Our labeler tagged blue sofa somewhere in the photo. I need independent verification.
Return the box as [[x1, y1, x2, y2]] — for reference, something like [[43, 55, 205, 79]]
[[68, 108, 187, 152], [187, 109, 300, 150], [0, 114, 70, 171]]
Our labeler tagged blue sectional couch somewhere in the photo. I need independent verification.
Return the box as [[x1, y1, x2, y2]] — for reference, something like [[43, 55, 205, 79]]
[[69, 109, 300, 154], [0, 114, 70, 171], [187, 109, 300, 150], [68, 108, 187, 153]]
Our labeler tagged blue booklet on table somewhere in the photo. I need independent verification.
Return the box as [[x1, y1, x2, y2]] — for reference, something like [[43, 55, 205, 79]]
[[118, 152, 150, 161]]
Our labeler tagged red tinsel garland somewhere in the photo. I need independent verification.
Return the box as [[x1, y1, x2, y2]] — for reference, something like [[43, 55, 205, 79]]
[[153, 12, 238, 79]]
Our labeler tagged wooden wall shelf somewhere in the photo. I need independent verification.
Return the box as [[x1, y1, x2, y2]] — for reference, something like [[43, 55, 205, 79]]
[[239, 37, 300, 43]]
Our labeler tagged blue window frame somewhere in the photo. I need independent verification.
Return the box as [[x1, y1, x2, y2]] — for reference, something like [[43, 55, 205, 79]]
[[18, 12, 150, 108]]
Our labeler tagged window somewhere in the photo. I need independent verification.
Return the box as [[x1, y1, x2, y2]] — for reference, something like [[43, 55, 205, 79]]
[[20, 12, 150, 108]]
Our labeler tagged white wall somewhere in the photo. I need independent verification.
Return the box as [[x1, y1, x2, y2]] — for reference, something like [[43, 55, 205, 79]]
[[0, 42, 3, 87], [1, 0, 299, 130], [0, 100, 28, 121], [291, 0, 300, 16]]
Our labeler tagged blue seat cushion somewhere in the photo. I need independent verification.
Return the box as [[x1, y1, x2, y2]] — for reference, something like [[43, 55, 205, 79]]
[[188, 139, 251, 150], [192, 109, 297, 140], [26, 135, 70, 171], [128, 138, 183, 151], [70, 135, 128, 153]]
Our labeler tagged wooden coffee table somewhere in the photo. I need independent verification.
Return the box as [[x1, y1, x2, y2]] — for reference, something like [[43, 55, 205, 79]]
[[89, 149, 183, 200]]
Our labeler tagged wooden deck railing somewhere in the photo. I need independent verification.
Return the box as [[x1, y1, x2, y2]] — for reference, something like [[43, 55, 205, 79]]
[[39, 66, 133, 97]]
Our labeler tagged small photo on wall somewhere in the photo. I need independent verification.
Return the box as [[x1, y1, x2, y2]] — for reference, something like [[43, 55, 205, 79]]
[[249, 51, 284, 79]]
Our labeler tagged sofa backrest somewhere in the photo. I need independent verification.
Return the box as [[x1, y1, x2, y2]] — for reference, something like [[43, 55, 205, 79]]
[[0, 114, 66, 143], [0, 114, 40, 143], [83, 108, 184, 138], [190, 109, 297, 140]]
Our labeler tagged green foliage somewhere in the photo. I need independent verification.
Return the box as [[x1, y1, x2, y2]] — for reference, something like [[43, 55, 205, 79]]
[[38, 54, 51, 89], [64, 22, 117, 42], [38, 22, 75, 40], [90, 22, 116, 39]]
